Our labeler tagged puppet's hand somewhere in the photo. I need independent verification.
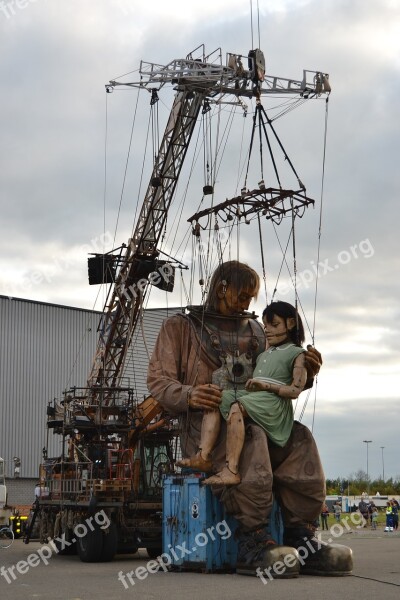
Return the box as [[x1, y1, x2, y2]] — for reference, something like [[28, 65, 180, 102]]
[[305, 345, 323, 378], [245, 379, 265, 391], [188, 384, 222, 411]]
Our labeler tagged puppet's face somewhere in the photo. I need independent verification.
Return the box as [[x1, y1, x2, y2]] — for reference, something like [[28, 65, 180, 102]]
[[263, 314, 295, 347], [216, 284, 256, 316]]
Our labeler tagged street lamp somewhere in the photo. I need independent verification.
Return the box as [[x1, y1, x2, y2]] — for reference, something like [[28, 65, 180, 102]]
[[363, 440, 372, 496], [380, 446, 385, 481]]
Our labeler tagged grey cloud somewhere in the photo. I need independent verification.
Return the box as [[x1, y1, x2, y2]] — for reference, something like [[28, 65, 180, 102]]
[[1, 0, 399, 477]]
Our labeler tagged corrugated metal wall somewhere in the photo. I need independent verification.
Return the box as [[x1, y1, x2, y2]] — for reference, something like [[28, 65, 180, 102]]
[[0, 295, 179, 477], [123, 307, 178, 400]]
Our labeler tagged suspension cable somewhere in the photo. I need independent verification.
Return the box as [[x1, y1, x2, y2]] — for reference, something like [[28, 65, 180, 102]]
[[259, 103, 304, 188], [311, 96, 330, 344], [258, 102, 282, 187], [257, 213, 268, 303], [250, 0, 254, 49], [291, 202, 300, 342], [112, 89, 141, 245]]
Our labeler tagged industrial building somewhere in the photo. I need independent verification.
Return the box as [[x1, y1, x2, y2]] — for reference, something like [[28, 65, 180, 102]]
[[0, 295, 177, 480]]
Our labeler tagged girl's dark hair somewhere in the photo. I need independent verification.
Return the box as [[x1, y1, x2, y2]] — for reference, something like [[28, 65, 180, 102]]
[[262, 301, 305, 346]]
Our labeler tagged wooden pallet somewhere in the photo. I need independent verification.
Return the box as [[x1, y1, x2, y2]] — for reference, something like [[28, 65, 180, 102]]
[[93, 479, 131, 493]]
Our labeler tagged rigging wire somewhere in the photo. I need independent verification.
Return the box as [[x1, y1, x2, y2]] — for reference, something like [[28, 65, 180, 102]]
[[151, 93, 160, 171], [163, 102, 238, 290], [281, 99, 330, 427], [113, 90, 140, 245], [131, 100, 152, 239], [291, 201, 299, 331], [257, 212, 268, 303], [203, 109, 214, 279], [270, 224, 293, 302], [309, 96, 330, 432], [235, 109, 248, 195], [250, 0, 254, 49], [65, 91, 111, 389], [249, 0, 261, 49], [271, 221, 313, 338], [312, 96, 330, 345], [113, 88, 142, 246], [206, 101, 225, 278], [104, 92, 108, 259]]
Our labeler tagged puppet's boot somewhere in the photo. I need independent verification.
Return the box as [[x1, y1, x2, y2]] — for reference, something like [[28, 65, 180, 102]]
[[283, 526, 353, 576], [176, 453, 213, 472], [203, 466, 240, 485], [176, 410, 220, 473], [236, 527, 300, 578]]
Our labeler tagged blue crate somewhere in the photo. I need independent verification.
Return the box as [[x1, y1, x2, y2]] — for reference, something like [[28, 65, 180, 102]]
[[162, 474, 282, 573], [162, 474, 237, 572]]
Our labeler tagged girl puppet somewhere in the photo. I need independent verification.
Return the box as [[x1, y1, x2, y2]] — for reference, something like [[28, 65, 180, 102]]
[[178, 301, 307, 485]]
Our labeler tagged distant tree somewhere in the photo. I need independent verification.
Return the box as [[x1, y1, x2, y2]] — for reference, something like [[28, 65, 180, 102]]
[[325, 473, 400, 496], [325, 477, 342, 495]]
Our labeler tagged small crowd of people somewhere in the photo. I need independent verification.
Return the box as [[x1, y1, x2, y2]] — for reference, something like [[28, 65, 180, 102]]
[[358, 497, 399, 531], [318, 497, 399, 532]]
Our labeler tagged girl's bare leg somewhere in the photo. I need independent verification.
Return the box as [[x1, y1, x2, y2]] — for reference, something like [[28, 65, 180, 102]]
[[203, 403, 244, 485], [177, 410, 221, 472]]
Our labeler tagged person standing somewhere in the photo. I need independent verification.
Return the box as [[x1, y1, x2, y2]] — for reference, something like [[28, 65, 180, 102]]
[[358, 498, 369, 527], [385, 501, 394, 532], [320, 503, 330, 530], [333, 502, 341, 523], [391, 499, 399, 531], [371, 508, 378, 530]]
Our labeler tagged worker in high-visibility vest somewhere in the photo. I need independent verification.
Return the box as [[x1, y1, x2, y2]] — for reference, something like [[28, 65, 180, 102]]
[[385, 501, 394, 532]]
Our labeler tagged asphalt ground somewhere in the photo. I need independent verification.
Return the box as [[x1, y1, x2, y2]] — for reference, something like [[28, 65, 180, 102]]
[[1, 528, 399, 600]]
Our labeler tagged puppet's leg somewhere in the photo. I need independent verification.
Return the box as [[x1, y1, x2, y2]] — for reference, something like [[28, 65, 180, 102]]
[[177, 410, 220, 472], [203, 403, 244, 485]]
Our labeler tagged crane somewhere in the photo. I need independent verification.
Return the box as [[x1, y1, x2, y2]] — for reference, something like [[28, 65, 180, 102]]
[[29, 45, 330, 563]]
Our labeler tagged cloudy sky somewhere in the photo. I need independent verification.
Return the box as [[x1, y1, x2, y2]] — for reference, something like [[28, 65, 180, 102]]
[[1, 0, 399, 482]]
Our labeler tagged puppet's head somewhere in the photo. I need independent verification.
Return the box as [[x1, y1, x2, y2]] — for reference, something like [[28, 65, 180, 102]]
[[262, 301, 305, 347]]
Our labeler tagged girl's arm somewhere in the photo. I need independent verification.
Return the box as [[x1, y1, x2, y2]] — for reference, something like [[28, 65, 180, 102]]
[[246, 353, 307, 399]]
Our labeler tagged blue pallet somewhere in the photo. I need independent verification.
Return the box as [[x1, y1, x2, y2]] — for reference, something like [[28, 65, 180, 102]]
[[162, 474, 282, 573]]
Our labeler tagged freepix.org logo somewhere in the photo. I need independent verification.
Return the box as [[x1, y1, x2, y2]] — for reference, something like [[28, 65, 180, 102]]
[[0, 0, 38, 20], [1, 511, 110, 584], [256, 512, 364, 585], [117, 519, 232, 588], [276, 238, 375, 297]]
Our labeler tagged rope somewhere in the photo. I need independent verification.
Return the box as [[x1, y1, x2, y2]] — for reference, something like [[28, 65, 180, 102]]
[[250, 0, 254, 49], [311, 96, 330, 344], [259, 103, 304, 188], [291, 200, 300, 343], [258, 103, 282, 187], [131, 95, 152, 239], [104, 91, 108, 256], [271, 225, 293, 302], [257, 213, 268, 303], [297, 99, 329, 427], [243, 106, 258, 189], [114, 88, 141, 245]]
